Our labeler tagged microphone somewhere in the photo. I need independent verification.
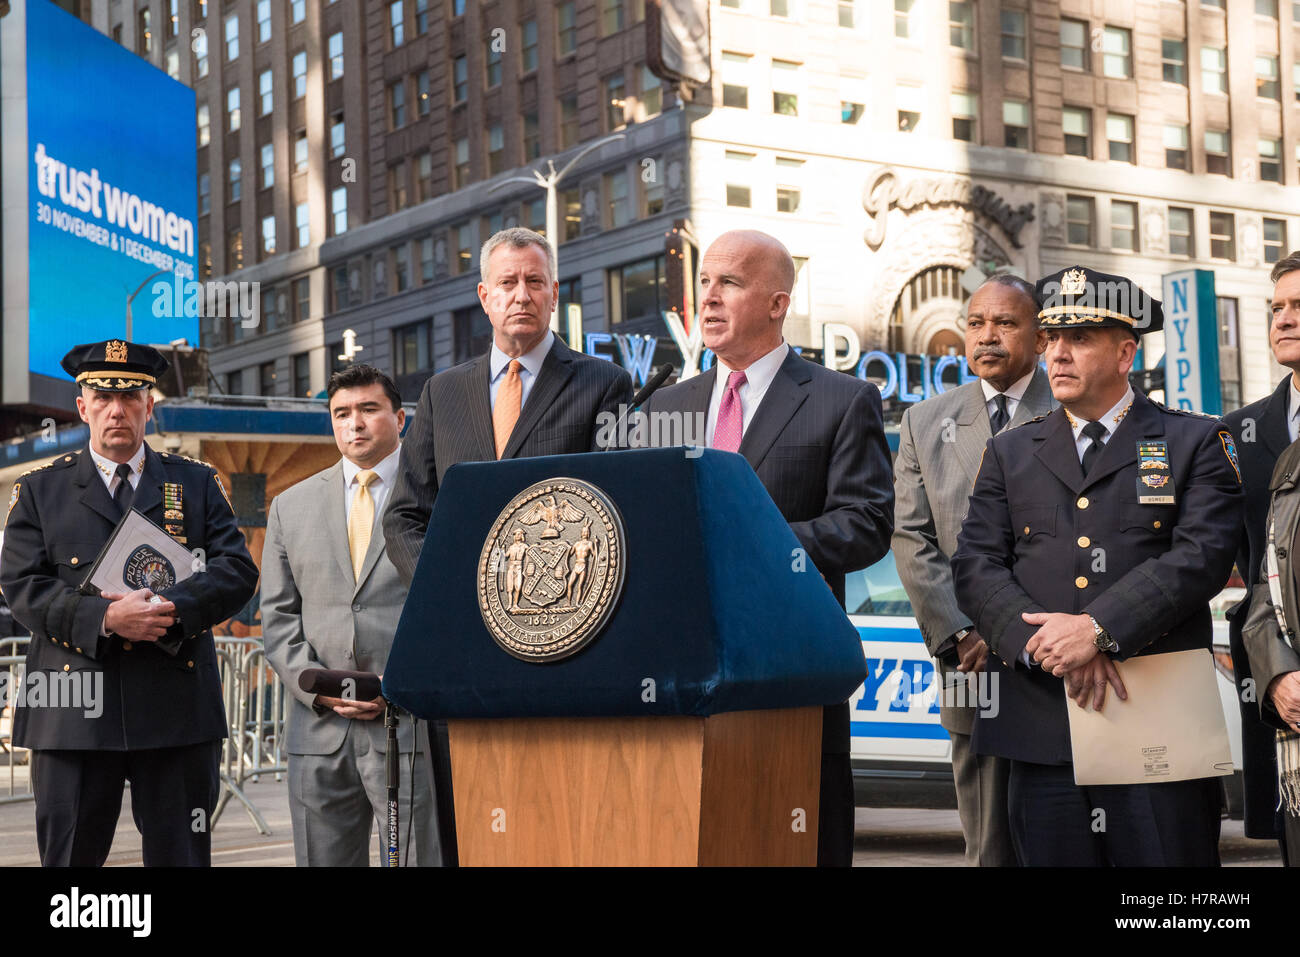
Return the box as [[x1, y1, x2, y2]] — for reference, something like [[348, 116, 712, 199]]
[[630, 363, 675, 410], [298, 668, 383, 702]]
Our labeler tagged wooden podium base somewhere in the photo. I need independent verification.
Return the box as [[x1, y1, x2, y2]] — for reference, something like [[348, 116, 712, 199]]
[[447, 707, 822, 866]]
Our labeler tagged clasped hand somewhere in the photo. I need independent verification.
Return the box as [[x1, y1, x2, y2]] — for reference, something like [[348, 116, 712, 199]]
[[1022, 611, 1127, 712]]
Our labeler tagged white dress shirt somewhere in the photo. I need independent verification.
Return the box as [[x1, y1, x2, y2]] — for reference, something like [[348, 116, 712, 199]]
[[979, 367, 1036, 431], [1288, 373, 1300, 444], [489, 329, 555, 411], [88, 443, 145, 497], [341, 443, 402, 526], [705, 341, 790, 448], [1066, 385, 1135, 462]]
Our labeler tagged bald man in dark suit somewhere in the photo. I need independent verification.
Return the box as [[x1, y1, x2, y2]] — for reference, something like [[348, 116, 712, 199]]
[[642, 230, 894, 866]]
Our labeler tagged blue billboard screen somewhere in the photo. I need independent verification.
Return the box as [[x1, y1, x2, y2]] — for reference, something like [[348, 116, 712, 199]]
[[25, 0, 197, 382]]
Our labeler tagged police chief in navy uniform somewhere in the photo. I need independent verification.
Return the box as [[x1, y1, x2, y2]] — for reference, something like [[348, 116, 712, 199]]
[[952, 267, 1243, 866], [1, 341, 258, 866]]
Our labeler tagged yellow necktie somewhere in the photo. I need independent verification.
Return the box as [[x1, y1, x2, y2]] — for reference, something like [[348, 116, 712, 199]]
[[348, 469, 377, 579], [493, 360, 523, 459]]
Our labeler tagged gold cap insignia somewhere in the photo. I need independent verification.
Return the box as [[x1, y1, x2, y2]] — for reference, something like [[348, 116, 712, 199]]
[[105, 340, 128, 363], [1060, 269, 1087, 296]]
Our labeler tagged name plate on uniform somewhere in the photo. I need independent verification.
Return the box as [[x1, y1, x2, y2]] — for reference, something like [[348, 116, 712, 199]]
[[79, 508, 196, 598]]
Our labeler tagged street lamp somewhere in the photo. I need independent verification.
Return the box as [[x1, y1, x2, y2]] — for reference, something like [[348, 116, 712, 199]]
[[488, 133, 626, 333], [125, 268, 172, 342]]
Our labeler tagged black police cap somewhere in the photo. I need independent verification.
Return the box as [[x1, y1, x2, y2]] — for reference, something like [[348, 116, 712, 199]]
[[60, 340, 170, 391], [1035, 266, 1164, 338]]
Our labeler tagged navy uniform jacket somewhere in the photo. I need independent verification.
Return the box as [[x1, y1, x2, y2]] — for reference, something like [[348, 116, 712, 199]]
[[1, 445, 258, 751], [952, 390, 1243, 765]]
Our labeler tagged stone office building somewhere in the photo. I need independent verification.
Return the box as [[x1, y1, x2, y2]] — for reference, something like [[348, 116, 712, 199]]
[[75, 0, 1300, 408]]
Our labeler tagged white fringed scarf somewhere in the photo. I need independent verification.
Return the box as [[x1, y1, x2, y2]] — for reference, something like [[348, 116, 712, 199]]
[[1263, 519, 1300, 816]]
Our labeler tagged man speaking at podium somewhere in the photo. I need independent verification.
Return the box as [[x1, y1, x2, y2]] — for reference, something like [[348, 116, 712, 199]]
[[642, 229, 894, 866], [383, 228, 632, 861]]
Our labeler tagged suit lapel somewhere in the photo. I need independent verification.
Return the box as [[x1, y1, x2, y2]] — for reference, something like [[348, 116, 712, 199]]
[[133, 447, 166, 521], [952, 382, 992, 482], [463, 355, 497, 461], [503, 339, 574, 460], [321, 463, 356, 586], [738, 351, 810, 470], [1082, 391, 1162, 490], [1259, 374, 1294, 462], [1032, 409, 1085, 494], [1014, 365, 1055, 424], [74, 447, 129, 528]]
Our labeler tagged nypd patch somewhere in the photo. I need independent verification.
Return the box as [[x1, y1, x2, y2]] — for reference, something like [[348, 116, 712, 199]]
[[7, 483, 19, 516], [1219, 430, 1241, 484]]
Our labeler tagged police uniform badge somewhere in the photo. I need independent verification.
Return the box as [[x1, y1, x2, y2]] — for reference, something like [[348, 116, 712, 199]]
[[1219, 431, 1241, 484], [7, 482, 20, 517], [163, 482, 186, 543], [1136, 440, 1175, 504]]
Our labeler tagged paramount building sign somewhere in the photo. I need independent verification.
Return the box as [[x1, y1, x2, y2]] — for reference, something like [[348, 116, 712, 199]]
[[861, 167, 1035, 251]]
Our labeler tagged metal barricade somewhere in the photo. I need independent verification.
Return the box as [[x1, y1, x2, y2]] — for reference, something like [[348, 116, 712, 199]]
[[0, 637, 32, 805], [212, 636, 287, 834]]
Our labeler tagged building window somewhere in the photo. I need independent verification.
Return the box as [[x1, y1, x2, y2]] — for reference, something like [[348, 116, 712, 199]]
[[165, 47, 179, 79], [227, 86, 241, 132], [641, 66, 663, 119], [951, 92, 976, 142], [395, 320, 434, 376], [1107, 113, 1134, 164], [167, 0, 179, 37], [609, 255, 666, 325], [293, 353, 311, 398], [557, 2, 577, 56], [488, 125, 505, 174], [197, 104, 210, 147], [453, 55, 468, 103], [949, 1, 974, 51], [562, 188, 581, 240], [453, 308, 490, 365], [1102, 26, 1131, 78], [1001, 9, 1025, 59], [841, 100, 864, 124], [331, 187, 347, 235], [415, 0, 429, 33], [605, 72, 627, 130], [894, 0, 916, 39], [261, 215, 276, 255], [1066, 195, 1093, 246], [200, 240, 212, 281], [1201, 46, 1226, 94], [411, 70, 429, 116], [392, 244, 410, 293], [726, 184, 752, 208], [259, 361, 276, 396], [415, 152, 433, 202], [559, 95, 579, 148], [601, 0, 624, 35], [1164, 124, 1189, 170], [486, 41, 502, 88], [1063, 107, 1090, 157], [199, 173, 210, 216], [260, 143, 274, 189], [838, 1, 855, 28], [1258, 56, 1280, 100], [1205, 130, 1230, 176], [330, 114, 345, 158], [419, 236, 434, 283], [522, 20, 538, 72], [226, 369, 242, 394], [295, 202, 310, 249], [225, 13, 238, 60], [332, 266, 350, 312], [390, 80, 407, 128], [291, 0, 305, 24], [1110, 200, 1137, 252], [293, 50, 307, 99], [294, 132, 308, 173], [1209, 211, 1235, 260], [228, 228, 243, 271], [228, 159, 241, 202], [451, 0, 464, 16], [1003, 100, 1029, 150], [722, 51, 751, 109], [770, 0, 790, 16], [389, 162, 408, 211], [329, 33, 344, 80], [454, 137, 470, 187], [1264, 218, 1287, 264], [776, 187, 801, 213], [195, 31, 209, 77], [1060, 18, 1088, 71], [1258, 0, 1279, 15], [643, 158, 664, 216], [772, 60, 799, 116], [1294, 62, 1300, 102], [524, 197, 547, 236], [257, 0, 270, 42], [453, 222, 473, 274], [1168, 207, 1193, 256], [1162, 39, 1186, 85], [259, 69, 273, 115], [390, 0, 404, 48], [523, 112, 540, 160], [605, 169, 630, 228], [138, 8, 153, 55], [1261, 138, 1282, 182]]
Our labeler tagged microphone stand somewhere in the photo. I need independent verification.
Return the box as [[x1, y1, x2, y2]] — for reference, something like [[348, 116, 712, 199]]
[[385, 702, 399, 867]]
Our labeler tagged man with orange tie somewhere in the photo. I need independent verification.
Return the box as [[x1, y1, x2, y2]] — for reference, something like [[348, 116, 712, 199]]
[[383, 227, 632, 862]]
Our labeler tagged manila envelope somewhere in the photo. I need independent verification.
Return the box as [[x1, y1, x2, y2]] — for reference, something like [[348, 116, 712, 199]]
[[1066, 648, 1234, 786]]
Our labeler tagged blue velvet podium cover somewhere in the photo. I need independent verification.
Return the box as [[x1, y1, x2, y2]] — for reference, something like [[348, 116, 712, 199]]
[[382, 448, 867, 720]]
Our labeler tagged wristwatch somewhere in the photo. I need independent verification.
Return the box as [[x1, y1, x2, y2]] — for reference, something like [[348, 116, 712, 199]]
[[953, 627, 972, 644], [1089, 615, 1118, 653]]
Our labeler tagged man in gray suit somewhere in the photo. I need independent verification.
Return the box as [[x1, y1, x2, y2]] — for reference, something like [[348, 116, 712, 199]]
[[262, 365, 441, 866], [892, 274, 1053, 866]]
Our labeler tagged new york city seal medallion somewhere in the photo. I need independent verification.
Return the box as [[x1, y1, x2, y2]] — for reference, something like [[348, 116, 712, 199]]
[[478, 478, 627, 662]]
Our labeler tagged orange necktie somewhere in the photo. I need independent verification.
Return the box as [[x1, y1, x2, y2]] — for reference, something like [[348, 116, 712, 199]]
[[493, 360, 522, 458]]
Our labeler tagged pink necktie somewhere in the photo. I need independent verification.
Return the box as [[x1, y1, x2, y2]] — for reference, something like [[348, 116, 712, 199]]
[[713, 370, 747, 452]]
